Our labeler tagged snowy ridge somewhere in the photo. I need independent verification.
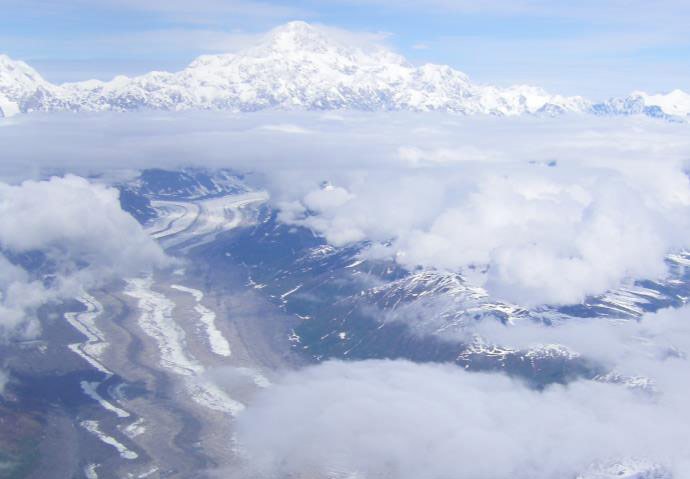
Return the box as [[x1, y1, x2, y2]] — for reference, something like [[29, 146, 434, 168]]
[[593, 372, 658, 395], [635, 89, 690, 116], [2, 22, 685, 119], [358, 270, 528, 335], [595, 89, 690, 119], [131, 169, 249, 201], [0, 53, 58, 117]]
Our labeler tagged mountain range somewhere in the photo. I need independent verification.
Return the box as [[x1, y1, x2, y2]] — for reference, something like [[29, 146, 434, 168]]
[[1, 21, 689, 119]]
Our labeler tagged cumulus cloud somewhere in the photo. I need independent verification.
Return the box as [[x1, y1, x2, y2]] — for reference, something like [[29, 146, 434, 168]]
[[0, 175, 169, 338], [2, 112, 690, 306], [276, 119, 690, 305]]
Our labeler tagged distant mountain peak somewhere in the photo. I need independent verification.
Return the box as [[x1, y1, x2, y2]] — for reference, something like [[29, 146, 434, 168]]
[[0, 21, 687, 120], [0, 54, 56, 117], [0, 54, 49, 88], [264, 20, 329, 48], [247, 20, 406, 67]]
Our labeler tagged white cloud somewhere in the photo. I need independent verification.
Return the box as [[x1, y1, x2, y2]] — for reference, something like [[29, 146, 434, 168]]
[[235, 354, 690, 478], [2, 112, 690, 306], [475, 306, 690, 375], [275, 117, 690, 305], [0, 175, 169, 338], [234, 303, 690, 476]]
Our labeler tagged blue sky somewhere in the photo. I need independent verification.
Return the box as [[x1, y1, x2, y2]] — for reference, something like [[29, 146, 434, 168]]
[[1, 0, 689, 99]]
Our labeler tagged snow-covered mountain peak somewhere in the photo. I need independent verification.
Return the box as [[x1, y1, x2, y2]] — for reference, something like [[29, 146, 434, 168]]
[[261, 20, 336, 53], [187, 22, 355, 69], [0, 54, 51, 94], [0, 53, 37, 76], [245, 20, 407, 68], [0, 54, 57, 117], [0, 21, 686, 119]]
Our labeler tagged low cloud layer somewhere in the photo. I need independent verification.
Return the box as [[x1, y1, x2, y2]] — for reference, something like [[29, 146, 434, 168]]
[[234, 298, 690, 478], [0, 175, 168, 338], [236, 357, 688, 478], [2, 112, 690, 306]]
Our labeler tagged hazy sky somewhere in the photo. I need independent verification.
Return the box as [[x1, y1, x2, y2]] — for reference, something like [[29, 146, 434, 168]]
[[1, 0, 689, 99]]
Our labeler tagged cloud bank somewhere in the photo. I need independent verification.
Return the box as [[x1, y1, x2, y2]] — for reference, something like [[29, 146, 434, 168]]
[[236, 355, 688, 478], [281, 160, 690, 305], [234, 293, 690, 477], [2, 112, 690, 306]]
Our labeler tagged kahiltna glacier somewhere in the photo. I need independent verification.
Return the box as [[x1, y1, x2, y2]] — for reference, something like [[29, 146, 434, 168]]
[[0, 21, 689, 119]]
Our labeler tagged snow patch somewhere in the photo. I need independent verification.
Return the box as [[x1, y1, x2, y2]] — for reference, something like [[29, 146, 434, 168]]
[[121, 418, 146, 439], [84, 464, 99, 479], [171, 284, 232, 357], [80, 420, 138, 460], [65, 293, 112, 376], [80, 381, 130, 418]]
